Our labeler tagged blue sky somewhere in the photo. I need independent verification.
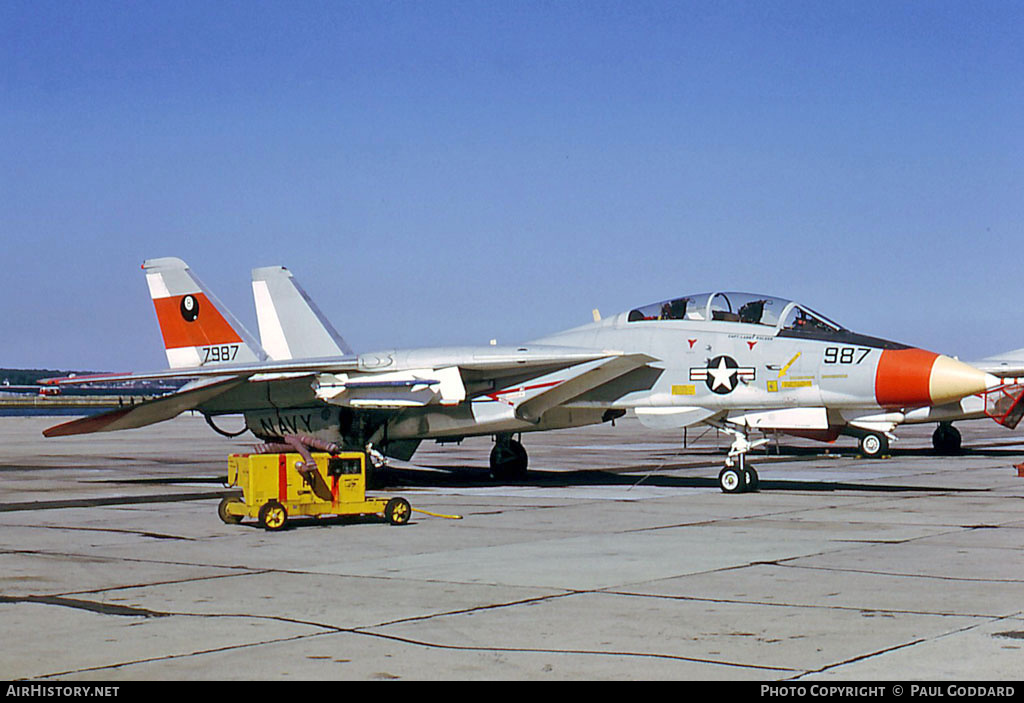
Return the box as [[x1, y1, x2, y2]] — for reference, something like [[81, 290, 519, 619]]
[[3, 1, 1022, 370]]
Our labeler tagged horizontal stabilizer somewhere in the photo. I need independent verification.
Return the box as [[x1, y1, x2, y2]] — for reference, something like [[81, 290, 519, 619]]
[[40, 358, 359, 387], [42, 376, 247, 437]]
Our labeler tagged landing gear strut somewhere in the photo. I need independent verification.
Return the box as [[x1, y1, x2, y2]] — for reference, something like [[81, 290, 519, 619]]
[[932, 423, 962, 454], [490, 434, 528, 480]]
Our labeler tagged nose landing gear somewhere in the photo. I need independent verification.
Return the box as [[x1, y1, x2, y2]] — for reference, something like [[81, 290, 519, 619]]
[[718, 461, 760, 494], [718, 426, 767, 494]]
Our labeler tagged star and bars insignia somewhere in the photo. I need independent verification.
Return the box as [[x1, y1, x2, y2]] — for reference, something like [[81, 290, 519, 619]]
[[690, 355, 755, 394]]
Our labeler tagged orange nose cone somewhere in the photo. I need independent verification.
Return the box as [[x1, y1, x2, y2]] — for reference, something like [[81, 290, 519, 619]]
[[875, 349, 999, 407]]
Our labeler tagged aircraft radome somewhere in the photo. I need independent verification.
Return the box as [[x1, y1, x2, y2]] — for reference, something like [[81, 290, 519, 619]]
[[43, 258, 1024, 493]]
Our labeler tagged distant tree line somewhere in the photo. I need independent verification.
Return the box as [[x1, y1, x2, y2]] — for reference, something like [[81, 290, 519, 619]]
[[0, 369, 97, 386]]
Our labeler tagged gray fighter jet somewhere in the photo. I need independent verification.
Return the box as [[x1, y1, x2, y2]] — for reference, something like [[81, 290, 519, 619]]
[[43, 258, 1023, 493]]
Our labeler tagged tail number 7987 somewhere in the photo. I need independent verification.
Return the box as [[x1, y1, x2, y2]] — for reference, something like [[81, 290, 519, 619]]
[[202, 345, 239, 363]]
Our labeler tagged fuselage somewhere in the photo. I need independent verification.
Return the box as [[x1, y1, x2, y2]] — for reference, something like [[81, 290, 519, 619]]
[[229, 291, 995, 455]]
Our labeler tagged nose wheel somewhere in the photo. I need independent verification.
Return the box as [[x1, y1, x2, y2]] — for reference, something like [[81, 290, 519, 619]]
[[719, 456, 760, 494], [743, 465, 759, 492]]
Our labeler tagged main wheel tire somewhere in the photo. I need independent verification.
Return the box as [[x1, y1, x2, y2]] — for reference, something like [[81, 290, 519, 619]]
[[258, 501, 288, 531], [859, 433, 888, 459], [719, 466, 745, 494], [744, 466, 760, 493], [385, 497, 411, 525], [490, 438, 529, 480], [932, 424, 962, 454], [217, 497, 244, 525]]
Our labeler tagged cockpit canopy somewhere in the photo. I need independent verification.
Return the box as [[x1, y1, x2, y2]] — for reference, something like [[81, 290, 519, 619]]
[[627, 292, 845, 335]]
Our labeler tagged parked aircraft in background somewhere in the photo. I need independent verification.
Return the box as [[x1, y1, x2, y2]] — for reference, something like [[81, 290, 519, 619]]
[[43, 258, 1024, 493]]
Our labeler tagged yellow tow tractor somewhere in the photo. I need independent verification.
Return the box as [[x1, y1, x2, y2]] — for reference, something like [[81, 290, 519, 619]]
[[218, 450, 412, 530]]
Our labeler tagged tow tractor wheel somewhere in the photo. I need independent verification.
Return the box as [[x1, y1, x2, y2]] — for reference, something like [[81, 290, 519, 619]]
[[490, 438, 529, 481], [217, 497, 244, 525], [859, 432, 888, 459], [258, 500, 288, 531], [932, 424, 962, 455], [385, 497, 412, 525], [719, 466, 745, 494]]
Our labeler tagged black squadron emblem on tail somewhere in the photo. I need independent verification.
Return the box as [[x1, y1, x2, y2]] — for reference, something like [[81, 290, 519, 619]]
[[180, 294, 199, 322]]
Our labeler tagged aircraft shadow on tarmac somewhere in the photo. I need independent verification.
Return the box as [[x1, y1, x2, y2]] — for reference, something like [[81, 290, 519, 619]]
[[728, 441, 1024, 460], [372, 441, 1020, 494], [375, 468, 984, 494], [87, 442, 1020, 496]]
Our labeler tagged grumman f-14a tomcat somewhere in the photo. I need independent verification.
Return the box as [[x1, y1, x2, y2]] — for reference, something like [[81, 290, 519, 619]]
[[43, 258, 1024, 493]]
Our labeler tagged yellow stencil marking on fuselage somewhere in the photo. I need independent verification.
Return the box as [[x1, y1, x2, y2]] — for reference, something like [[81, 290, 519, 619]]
[[780, 380, 813, 389], [778, 352, 801, 378]]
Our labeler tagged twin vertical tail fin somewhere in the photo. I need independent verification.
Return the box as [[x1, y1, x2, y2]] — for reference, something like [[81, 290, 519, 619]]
[[143, 257, 267, 369], [251, 266, 353, 361]]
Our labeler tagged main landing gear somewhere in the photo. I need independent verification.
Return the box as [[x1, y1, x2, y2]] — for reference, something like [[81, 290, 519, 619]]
[[490, 434, 529, 480], [718, 426, 767, 494], [857, 432, 890, 459], [932, 422, 962, 454]]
